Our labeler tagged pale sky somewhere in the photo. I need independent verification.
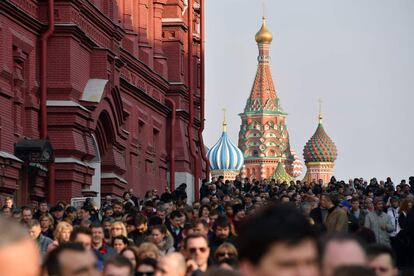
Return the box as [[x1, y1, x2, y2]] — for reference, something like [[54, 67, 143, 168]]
[[204, 0, 414, 183]]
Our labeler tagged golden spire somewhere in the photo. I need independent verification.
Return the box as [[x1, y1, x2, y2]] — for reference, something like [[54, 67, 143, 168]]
[[222, 108, 228, 132], [318, 98, 323, 124], [255, 16, 273, 44]]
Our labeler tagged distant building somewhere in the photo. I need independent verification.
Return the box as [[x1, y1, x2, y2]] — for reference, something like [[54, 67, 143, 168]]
[[0, 0, 207, 204], [238, 17, 298, 181], [207, 111, 244, 181], [303, 112, 338, 184]]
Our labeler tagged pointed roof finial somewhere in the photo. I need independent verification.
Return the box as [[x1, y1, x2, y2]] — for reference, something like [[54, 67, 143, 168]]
[[255, 2, 273, 44], [262, 0, 266, 20], [318, 98, 323, 124], [222, 108, 228, 132]]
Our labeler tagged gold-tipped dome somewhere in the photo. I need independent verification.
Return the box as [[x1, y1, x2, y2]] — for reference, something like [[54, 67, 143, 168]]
[[255, 17, 273, 44]]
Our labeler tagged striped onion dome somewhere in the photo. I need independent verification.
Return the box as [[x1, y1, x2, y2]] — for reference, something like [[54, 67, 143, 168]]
[[207, 112, 244, 171], [303, 114, 337, 163], [273, 161, 294, 183]]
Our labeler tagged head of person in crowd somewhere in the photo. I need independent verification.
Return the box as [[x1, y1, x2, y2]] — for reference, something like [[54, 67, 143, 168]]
[[192, 219, 209, 237], [54, 221, 73, 244], [51, 204, 65, 221], [400, 198, 413, 214], [103, 255, 133, 276], [136, 242, 161, 262], [0, 217, 40, 276], [169, 210, 184, 228], [350, 197, 360, 211], [112, 235, 130, 254], [155, 252, 186, 276], [103, 217, 115, 239], [69, 226, 93, 250], [366, 245, 398, 276], [321, 234, 367, 276], [389, 196, 399, 209], [43, 242, 99, 276], [213, 216, 232, 241], [12, 208, 22, 220], [90, 223, 107, 249], [233, 204, 246, 222], [137, 257, 157, 276], [21, 206, 33, 224], [63, 206, 76, 222], [374, 198, 384, 214], [110, 221, 128, 240], [237, 203, 319, 276], [365, 198, 374, 212], [112, 200, 124, 218], [38, 200, 49, 215], [1, 206, 12, 218], [28, 219, 43, 240], [332, 265, 376, 276], [134, 214, 149, 233], [121, 246, 140, 271], [4, 197, 14, 209], [103, 206, 114, 218], [199, 204, 211, 220], [184, 233, 210, 273], [214, 242, 238, 263], [79, 205, 92, 221], [39, 213, 54, 231]]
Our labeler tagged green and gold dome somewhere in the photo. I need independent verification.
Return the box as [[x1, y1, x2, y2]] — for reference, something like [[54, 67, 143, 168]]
[[272, 160, 294, 183]]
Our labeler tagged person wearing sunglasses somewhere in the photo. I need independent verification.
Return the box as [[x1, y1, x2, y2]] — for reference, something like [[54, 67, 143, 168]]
[[136, 257, 157, 276], [184, 233, 210, 274], [214, 242, 238, 264]]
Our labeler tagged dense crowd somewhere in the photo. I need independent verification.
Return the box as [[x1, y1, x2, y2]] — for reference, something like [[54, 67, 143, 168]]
[[0, 175, 414, 276]]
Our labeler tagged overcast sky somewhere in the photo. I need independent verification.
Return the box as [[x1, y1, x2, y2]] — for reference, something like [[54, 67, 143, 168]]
[[203, 0, 414, 182]]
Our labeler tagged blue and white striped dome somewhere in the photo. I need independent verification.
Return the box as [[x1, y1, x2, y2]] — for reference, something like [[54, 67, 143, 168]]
[[207, 130, 244, 171]]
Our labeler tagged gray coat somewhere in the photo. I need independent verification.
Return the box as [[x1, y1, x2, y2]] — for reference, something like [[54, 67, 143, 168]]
[[364, 211, 394, 246]]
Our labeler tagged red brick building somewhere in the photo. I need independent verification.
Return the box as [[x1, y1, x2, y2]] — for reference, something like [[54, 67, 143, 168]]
[[0, 0, 207, 205]]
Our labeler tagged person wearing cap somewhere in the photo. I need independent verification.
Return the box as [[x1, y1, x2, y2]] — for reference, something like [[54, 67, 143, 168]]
[[364, 198, 394, 246]]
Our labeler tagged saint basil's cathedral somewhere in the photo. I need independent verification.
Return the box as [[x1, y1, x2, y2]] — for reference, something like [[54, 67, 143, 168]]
[[208, 17, 338, 184]]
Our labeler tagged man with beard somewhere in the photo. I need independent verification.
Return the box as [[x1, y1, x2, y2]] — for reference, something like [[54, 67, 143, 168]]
[[128, 214, 150, 246], [209, 216, 235, 254], [111, 200, 124, 220], [364, 198, 394, 246]]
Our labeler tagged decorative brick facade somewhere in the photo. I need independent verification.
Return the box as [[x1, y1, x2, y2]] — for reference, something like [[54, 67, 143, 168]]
[[0, 0, 206, 204]]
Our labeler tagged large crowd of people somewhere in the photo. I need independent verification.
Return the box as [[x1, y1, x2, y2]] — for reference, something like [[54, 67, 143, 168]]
[[0, 175, 414, 276]]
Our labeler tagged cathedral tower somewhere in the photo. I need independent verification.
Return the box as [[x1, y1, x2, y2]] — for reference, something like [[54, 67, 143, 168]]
[[238, 17, 294, 180], [303, 105, 338, 184]]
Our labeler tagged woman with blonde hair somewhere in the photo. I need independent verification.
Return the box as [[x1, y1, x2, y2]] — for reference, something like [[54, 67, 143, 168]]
[[214, 242, 238, 264], [47, 221, 73, 253], [109, 221, 128, 240], [135, 242, 161, 263], [39, 213, 55, 240]]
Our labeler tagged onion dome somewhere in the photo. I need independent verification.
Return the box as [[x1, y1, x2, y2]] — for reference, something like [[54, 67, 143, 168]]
[[255, 17, 273, 44], [272, 161, 294, 183], [207, 110, 244, 171], [303, 114, 337, 163], [290, 149, 303, 177]]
